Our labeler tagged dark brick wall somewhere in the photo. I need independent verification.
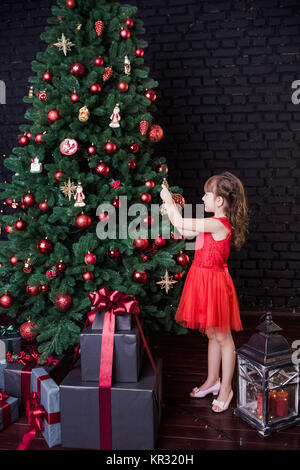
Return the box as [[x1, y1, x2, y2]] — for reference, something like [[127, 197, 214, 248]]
[[0, 0, 300, 313]]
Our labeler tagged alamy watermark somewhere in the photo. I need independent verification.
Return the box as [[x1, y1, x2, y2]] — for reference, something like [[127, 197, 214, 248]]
[[95, 197, 205, 252], [291, 80, 300, 105], [0, 80, 6, 104]]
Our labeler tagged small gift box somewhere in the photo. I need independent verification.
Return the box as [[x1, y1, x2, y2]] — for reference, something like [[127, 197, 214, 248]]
[[0, 363, 7, 390], [0, 390, 19, 431], [30, 367, 61, 447], [0, 325, 21, 358], [80, 326, 144, 382]]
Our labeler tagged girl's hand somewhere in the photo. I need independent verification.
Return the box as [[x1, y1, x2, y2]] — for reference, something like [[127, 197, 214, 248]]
[[160, 185, 173, 205]]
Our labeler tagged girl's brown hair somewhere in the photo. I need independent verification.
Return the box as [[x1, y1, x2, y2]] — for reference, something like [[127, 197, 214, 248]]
[[204, 171, 250, 251]]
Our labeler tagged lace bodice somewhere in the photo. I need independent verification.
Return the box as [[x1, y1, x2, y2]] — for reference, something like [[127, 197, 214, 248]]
[[193, 217, 232, 267]]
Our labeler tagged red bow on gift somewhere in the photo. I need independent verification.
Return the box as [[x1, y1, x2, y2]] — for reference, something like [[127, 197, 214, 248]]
[[87, 286, 139, 324], [0, 389, 8, 404]]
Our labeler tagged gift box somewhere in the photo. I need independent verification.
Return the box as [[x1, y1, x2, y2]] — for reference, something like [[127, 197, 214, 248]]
[[30, 367, 61, 448], [91, 309, 134, 331], [80, 326, 144, 382], [0, 362, 7, 390], [0, 394, 19, 431], [4, 353, 70, 408], [60, 356, 163, 450], [0, 334, 21, 359]]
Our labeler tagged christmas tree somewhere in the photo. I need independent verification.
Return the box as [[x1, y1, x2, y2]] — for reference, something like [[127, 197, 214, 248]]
[[0, 0, 189, 360]]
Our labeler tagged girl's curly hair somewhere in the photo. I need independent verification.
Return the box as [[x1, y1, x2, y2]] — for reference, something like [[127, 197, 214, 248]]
[[204, 171, 251, 251]]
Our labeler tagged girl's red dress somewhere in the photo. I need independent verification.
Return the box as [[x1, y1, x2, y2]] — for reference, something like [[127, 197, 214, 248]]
[[175, 216, 243, 334]]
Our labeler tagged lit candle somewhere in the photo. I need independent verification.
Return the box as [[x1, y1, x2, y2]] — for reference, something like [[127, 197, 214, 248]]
[[276, 390, 289, 417]]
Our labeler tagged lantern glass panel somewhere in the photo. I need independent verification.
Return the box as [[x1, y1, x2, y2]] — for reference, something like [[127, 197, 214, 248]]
[[237, 357, 264, 422], [267, 365, 299, 424]]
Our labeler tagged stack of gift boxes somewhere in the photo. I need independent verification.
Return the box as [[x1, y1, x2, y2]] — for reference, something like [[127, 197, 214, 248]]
[[0, 309, 163, 450], [60, 309, 163, 450]]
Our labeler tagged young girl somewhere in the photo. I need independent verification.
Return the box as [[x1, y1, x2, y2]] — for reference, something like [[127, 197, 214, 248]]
[[160, 171, 250, 413]]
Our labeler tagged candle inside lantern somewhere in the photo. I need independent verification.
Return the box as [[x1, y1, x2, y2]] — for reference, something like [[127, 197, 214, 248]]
[[276, 390, 289, 417], [256, 393, 262, 419], [268, 390, 277, 418]]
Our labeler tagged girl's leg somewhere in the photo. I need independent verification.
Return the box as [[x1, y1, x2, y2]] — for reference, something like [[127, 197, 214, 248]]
[[190, 327, 221, 395], [212, 329, 235, 411]]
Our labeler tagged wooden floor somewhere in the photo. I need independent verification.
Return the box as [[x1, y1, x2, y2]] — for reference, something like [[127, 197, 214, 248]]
[[1, 313, 300, 451]]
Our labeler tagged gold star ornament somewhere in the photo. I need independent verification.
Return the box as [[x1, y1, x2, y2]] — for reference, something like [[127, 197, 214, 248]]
[[53, 33, 75, 56], [156, 269, 178, 294], [60, 178, 77, 200]]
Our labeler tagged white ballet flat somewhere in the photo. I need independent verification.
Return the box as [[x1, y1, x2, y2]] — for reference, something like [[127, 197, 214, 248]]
[[190, 379, 221, 398], [212, 389, 233, 412]]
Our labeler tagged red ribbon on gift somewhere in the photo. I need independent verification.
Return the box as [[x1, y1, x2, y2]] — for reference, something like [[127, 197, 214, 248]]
[[0, 389, 11, 430], [17, 374, 60, 450], [85, 286, 158, 450]]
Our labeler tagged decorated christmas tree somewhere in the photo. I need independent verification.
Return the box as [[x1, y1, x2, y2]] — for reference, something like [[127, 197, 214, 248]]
[[0, 0, 190, 360]]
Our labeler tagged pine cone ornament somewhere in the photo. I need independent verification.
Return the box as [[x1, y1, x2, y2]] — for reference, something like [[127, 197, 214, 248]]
[[103, 67, 113, 81], [95, 20, 104, 37], [139, 120, 149, 136]]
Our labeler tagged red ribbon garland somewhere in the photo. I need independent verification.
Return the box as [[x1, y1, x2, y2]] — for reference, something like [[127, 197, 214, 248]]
[[17, 374, 60, 450], [78, 286, 158, 450], [0, 389, 11, 430]]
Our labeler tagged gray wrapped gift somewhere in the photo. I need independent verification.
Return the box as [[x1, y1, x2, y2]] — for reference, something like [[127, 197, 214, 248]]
[[0, 362, 7, 389], [80, 326, 144, 382], [60, 357, 163, 450], [0, 334, 21, 358], [91, 309, 134, 331], [0, 395, 19, 431], [30, 367, 61, 448]]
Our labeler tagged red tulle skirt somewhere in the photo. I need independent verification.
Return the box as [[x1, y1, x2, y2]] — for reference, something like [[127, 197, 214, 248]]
[[175, 264, 243, 334]]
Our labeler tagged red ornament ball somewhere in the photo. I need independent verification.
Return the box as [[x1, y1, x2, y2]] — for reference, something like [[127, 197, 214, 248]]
[[132, 271, 147, 284], [94, 57, 104, 66], [0, 293, 14, 308], [128, 159, 136, 170], [40, 283, 50, 294], [98, 211, 109, 222], [66, 0, 76, 8], [95, 162, 110, 176], [19, 135, 30, 146], [145, 89, 157, 102], [75, 214, 92, 229], [47, 109, 60, 122], [90, 83, 101, 94], [155, 236, 166, 247], [57, 260, 67, 272], [145, 180, 155, 188], [174, 272, 183, 281], [120, 28, 130, 39], [70, 62, 85, 77], [21, 192, 35, 208], [35, 133, 43, 144], [148, 124, 163, 143], [54, 171, 64, 181], [118, 82, 129, 92], [157, 163, 168, 174], [129, 143, 139, 154], [176, 252, 190, 267], [88, 145, 97, 155], [26, 285, 40, 296], [20, 320, 38, 341], [14, 220, 26, 231], [55, 294, 73, 311], [140, 193, 152, 204], [82, 272, 94, 282], [43, 71, 52, 83], [9, 256, 18, 266], [108, 248, 120, 259], [141, 254, 148, 262], [39, 201, 49, 211], [105, 142, 117, 154], [136, 48, 144, 57], [134, 238, 149, 250], [5, 225, 13, 234], [37, 239, 53, 254], [84, 252, 96, 265], [125, 18, 134, 28], [71, 92, 79, 102], [112, 198, 121, 209]]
